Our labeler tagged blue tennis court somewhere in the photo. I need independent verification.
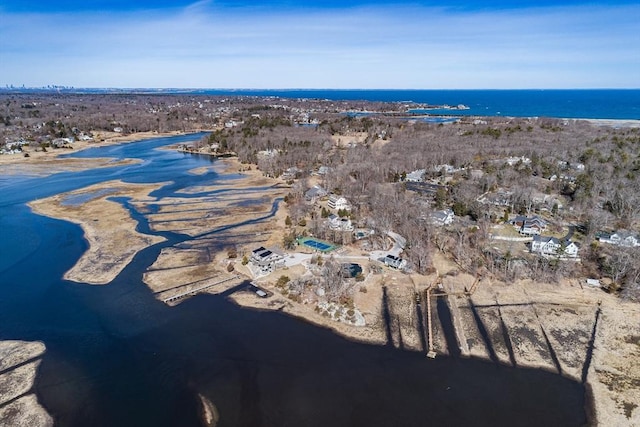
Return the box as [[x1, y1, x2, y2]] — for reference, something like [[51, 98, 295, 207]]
[[298, 237, 337, 252]]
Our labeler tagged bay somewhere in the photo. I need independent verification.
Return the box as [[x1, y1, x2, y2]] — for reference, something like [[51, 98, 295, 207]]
[[0, 134, 588, 427]]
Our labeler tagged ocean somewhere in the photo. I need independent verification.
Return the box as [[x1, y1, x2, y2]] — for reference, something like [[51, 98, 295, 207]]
[[7, 88, 639, 120], [192, 89, 640, 120]]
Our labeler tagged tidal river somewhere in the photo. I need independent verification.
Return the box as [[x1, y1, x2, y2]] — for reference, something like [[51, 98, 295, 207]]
[[0, 134, 587, 427]]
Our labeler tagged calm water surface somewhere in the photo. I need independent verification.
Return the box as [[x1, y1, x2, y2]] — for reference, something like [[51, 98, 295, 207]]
[[0, 134, 587, 426]]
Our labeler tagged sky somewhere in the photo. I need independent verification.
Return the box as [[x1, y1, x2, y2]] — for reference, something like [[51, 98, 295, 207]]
[[1, 0, 638, 89]]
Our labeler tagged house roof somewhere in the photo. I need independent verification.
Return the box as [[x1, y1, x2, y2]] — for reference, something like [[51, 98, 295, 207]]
[[305, 185, 326, 198]]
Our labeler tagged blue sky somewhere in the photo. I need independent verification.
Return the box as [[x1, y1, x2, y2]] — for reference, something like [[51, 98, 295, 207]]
[[1, 1, 638, 88]]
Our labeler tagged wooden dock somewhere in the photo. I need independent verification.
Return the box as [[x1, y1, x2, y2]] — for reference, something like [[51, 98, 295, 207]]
[[161, 275, 239, 303]]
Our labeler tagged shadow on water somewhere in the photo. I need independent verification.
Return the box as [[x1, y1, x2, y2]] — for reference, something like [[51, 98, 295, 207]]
[[0, 134, 589, 427]]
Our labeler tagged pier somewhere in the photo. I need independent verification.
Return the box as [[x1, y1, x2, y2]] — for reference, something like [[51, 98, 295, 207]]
[[161, 275, 240, 303]]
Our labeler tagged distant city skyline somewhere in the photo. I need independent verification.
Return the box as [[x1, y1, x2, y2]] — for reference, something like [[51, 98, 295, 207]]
[[1, 0, 638, 89]]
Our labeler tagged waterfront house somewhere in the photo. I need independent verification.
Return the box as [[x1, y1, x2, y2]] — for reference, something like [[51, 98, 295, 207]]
[[383, 254, 407, 270], [250, 246, 285, 274]]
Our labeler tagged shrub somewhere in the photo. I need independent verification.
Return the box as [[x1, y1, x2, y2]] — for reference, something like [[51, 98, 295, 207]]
[[276, 275, 290, 287]]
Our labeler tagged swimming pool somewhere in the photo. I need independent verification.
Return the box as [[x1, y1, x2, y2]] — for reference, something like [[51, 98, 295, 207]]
[[297, 237, 337, 252]]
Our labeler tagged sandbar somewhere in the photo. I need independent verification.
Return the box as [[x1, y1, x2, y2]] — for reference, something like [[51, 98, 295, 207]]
[[29, 180, 167, 284]]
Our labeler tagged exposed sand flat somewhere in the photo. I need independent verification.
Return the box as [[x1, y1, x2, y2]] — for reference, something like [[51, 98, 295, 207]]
[[450, 276, 640, 424], [29, 180, 166, 284], [0, 156, 141, 177], [589, 298, 640, 426], [0, 340, 52, 427]]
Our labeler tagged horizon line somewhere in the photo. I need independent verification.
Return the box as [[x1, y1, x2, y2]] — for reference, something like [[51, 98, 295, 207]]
[[2, 87, 640, 92]]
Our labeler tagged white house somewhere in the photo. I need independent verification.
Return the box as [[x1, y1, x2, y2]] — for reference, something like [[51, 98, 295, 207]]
[[405, 169, 426, 182], [531, 236, 579, 258], [505, 156, 531, 166], [598, 231, 640, 248], [327, 195, 350, 211], [430, 209, 455, 226], [327, 214, 353, 231], [250, 246, 285, 274], [383, 254, 407, 270]]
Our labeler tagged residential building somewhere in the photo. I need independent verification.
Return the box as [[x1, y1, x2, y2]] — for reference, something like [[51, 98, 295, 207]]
[[304, 185, 327, 202], [281, 167, 301, 180], [250, 246, 285, 274], [405, 169, 426, 182], [505, 156, 531, 167], [383, 254, 407, 269], [531, 236, 579, 258], [327, 214, 353, 231], [430, 209, 455, 226], [327, 195, 350, 211], [597, 230, 640, 248], [511, 215, 548, 235]]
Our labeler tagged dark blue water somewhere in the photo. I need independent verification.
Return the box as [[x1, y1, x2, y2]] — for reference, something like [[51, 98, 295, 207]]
[[197, 89, 640, 120], [0, 134, 588, 426]]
